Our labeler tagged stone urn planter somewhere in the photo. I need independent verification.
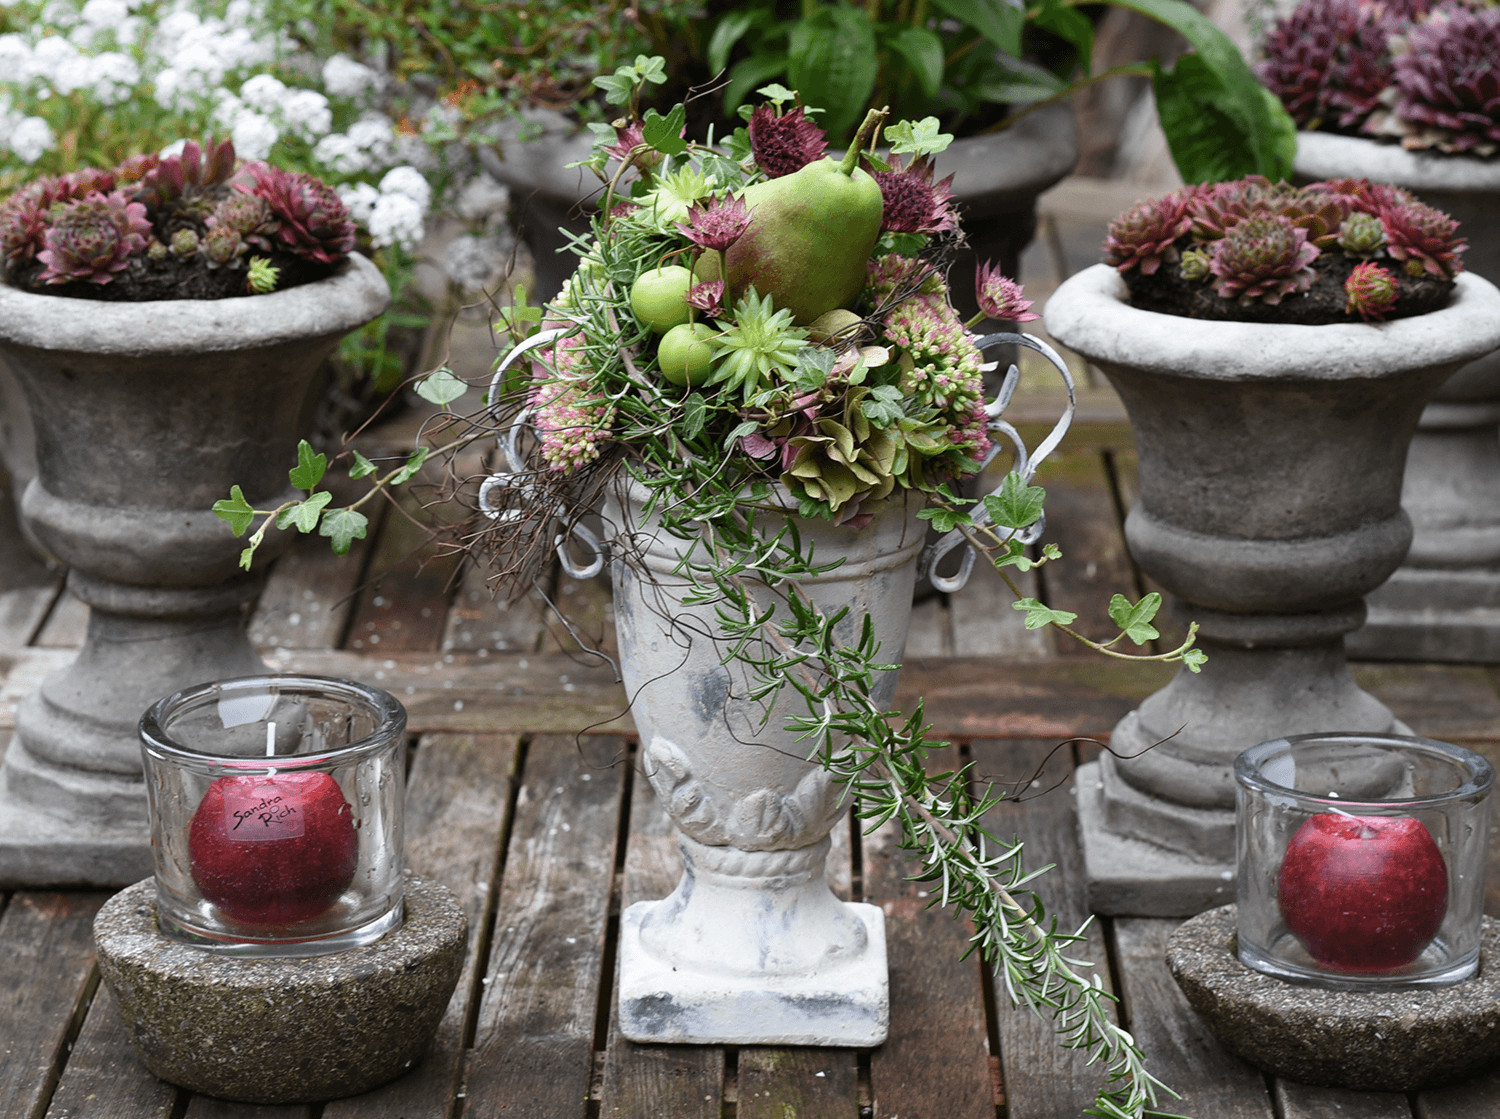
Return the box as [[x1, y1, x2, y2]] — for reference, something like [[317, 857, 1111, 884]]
[[1044, 263, 1500, 917], [608, 482, 926, 1045], [1294, 132, 1500, 662], [477, 103, 1079, 304], [0, 255, 390, 887]]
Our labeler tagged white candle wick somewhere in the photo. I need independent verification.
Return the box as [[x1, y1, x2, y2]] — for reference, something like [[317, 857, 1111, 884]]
[[265, 721, 277, 776]]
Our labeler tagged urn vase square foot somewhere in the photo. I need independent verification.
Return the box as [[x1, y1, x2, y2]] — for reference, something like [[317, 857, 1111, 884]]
[[617, 899, 890, 1046], [1075, 760, 1235, 918]]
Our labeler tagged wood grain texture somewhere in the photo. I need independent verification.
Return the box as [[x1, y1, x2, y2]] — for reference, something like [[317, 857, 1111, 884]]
[[1275, 1080, 1411, 1119], [1416, 1063, 1500, 1119], [737, 1047, 859, 1119], [461, 734, 625, 1119], [973, 739, 1116, 1119], [41, 985, 177, 1119], [322, 732, 518, 1119], [181, 1098, 313, 1119], [865, 746, 995, 1119], [442, 558, 553, 654], [596, 756, 724, 1119], [344, 483, 463, 654], [0, 891, 106, 1119], [1112, 918, 1275, 1119]]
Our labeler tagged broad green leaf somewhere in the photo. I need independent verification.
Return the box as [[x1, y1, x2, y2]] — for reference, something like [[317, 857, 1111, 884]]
[[884, 117, 953, 157], [968, 55, 1068, 107], [787, 7, 879, 142], [709, 10, 758, 75], [1108, 592, 1163, 645], [642, 104, 688, 156], [288, 440, 327, 492], [885, 27, 944, 100], [388, 446, 430, 486], [1013, 597, 1078, 630], [416, 367, 469, 406], [276, 489, 332, 533], [681, 393, 708, 441], [349, 449, 377, 479], [212, 485, 255, 537], [1028, 0, 1094, 77], [319, 508, 369, 555], [929, 0, 1023, 57], [984, 472, 1047, 530]]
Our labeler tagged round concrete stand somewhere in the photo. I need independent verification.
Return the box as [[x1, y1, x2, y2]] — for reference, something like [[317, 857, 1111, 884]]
[[1167, 904, 1500, 1092], [94, 875, 466, 1104]]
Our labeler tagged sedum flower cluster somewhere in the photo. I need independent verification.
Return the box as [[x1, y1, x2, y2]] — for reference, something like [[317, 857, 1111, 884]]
[[1105, 175, 1465, 320], [1257, 0, 1500, 156], [0, 137, 354, 298], [519, 87, 1034, 525]]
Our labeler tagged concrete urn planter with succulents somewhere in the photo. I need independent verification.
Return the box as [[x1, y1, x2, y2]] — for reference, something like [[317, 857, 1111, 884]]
[[0, 145, 390, 886], [1259, 0, 1500, 660], [1046, 177, 1500, 916]]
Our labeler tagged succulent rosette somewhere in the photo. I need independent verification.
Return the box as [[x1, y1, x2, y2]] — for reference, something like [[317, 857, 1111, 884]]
[[0, 138, 354, 299], [1259, 0, 1500, 154], [1109, 173, 1464, 323]]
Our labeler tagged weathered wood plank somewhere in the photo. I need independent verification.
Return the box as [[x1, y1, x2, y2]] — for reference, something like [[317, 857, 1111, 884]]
[[1352, 664, 1500, 744], [0, 891, 106, 1119], [1275, 1079, 1411, 1119], [42, 984, 178, 1119], [737, 1048, 859, 1119], [344, 483, 463, 654], [181, 1099, 314, 1119], [1031, 449, 1139, 656], [597, 755, 724, 1119], [1112, 918, 1275, 1119], [322, 732, 519, 1119], [905, 595, 952, 658], [865, 746, 995, 1119], [973, 739, 1116, 1119], [1416, 1063, 1500, 1119], [542, 571, 617, 658], [441, 557, 553, 655], [461, 734, 625, 1119]]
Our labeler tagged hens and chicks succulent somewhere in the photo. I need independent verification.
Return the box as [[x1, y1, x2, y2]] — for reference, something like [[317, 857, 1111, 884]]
[[1105, 175, 1465, 323], [1259, 0, 1500, 156], [0, 138, 355, 300]]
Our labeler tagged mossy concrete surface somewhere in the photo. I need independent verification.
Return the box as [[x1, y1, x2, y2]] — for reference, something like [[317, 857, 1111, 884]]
[[94, 874, 465, 1104], [1167, 904, 1500, 1091]]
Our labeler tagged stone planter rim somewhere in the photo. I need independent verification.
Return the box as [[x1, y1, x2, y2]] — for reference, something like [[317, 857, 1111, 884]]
[[1044, 264, 1500, 383], [0, 252, 389, 356], [1294, 130, 1500, 194]]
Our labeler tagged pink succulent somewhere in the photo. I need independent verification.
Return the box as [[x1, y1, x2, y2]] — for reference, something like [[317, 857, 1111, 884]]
[[1208, 214, 1321, 304], [1104, 190, 1194, 274], [975, 262, 1038, 322], [1377, 193, 1466, 279], [748, 104, 828, 178], [1344, 261, 1400, 320], [1389, 3, 1500, 155], [34, 190, 152, 285], [244, 165, 356, 265]]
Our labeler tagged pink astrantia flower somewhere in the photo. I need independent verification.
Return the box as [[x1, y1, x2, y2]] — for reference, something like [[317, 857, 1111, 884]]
[[675, 195, 751, 251], [873, 156, 957, 235], [975, 262, 1038, 322], [686, 280, 725, 317], [604, 122, 662, 174], [748, 104, 828, 178]]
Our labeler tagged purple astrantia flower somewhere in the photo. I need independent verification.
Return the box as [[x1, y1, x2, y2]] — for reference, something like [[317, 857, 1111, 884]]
[[748, 104, 827, 178], [675, 194, 751, 251], [975, 262, 1038, 322], [604, 122, 662, 173], [687, 280, 725, 317], [872, 156, 957, 235]]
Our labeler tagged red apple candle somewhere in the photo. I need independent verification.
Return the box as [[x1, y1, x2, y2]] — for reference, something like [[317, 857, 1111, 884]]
[[189, 770, 359, 927], [1277, 812, 1448, 971]]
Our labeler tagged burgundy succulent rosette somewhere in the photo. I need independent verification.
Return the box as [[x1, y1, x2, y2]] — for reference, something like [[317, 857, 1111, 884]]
[[0, 138, 356, 300], [1104, 175, 1464, 324]]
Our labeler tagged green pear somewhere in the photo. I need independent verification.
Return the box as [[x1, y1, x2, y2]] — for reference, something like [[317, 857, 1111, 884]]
[[725, 110, 886, 326]]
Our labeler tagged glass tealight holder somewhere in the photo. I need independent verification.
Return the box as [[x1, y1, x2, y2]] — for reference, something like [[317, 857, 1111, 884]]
[[1235, 732, 1493, 990], [139, 674, 408, 957]]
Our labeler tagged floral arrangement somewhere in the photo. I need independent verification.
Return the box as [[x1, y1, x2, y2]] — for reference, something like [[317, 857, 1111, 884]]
[[1104, 174, 1467, 323], [1257, 0, 1500, 156], [0, 137, 354, 299], [220, 62, 1205, 1118]]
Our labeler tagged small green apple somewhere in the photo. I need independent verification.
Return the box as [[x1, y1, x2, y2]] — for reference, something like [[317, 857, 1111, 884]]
[[657, 322, 718, 387], [630, 265, 694, 332]]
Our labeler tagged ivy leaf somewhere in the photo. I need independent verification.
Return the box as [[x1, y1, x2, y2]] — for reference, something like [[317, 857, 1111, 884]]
[[1183, 648, 1208, 674], [860, 383, 905, 427], [633, 54, 668, 86], [319, 508, 369, 555], [725, 419, 761, 447], [1108, 592, 1163, 645], [275, 490, 332, 533], [884, 116, 954, 157], [984, 472, 1046, 530], [793, 346, 835, 391], [416, 367, 469, 406], [642, 103, 688, 156], [1012, 597, 1078, 630], [918, 505, 972, 534], [387, 447, 430, 486], [756, 82, 798, 107], [994, 539, 1036, 571], [238, 545, 257, 571], [349, 449, 377, 479], [288, 440, 327, 492], [681, 393, 708, 441], [212, 485, 256, 537]]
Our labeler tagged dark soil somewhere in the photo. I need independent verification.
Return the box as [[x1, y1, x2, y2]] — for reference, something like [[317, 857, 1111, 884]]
[[8, 249, 334, 302], [1125, 252, 1454, 325]]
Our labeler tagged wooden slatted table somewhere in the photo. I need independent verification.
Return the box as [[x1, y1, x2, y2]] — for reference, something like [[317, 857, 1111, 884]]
[[3, 178, 1499, 1119]]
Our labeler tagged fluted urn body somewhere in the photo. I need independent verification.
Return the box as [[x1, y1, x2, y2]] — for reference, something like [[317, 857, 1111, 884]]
[[610, 482, 925, 1045], [1295, 132, 1500, 662], [0, 255, 389, 886], [1045, 264, 1500, 917]]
